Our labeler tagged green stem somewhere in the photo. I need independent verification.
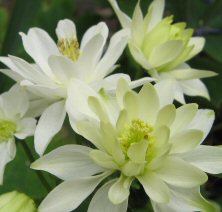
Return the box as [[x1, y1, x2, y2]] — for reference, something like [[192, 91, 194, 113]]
[[20, 141, 51, 192]]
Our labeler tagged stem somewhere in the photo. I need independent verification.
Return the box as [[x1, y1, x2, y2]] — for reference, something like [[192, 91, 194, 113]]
[[21, 141, 51, 192]]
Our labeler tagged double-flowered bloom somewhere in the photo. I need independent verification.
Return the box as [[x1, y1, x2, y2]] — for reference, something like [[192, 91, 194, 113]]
[[32, 79, 221, 212], [108, 0, 217, 103], [0, 19, 152, 156], [0, 85, 36, 184]]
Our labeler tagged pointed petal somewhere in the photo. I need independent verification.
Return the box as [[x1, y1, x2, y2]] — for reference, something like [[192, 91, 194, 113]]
[[107, 0, 131, 28], [181, 79, 210, 100], [88, 180, 128, 212], [156, 157, 208, 188], [138, 172, 170, 203], [186, 37, 205, 60], [38, 172, 110, 212], [31, 144, 105, 180], [34, 100, 66, 156], [179, 145, 222, 174]]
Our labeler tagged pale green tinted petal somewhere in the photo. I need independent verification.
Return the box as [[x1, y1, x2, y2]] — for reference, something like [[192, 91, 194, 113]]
[[170, 68, 217, 80], [76, 120, 103, 150], [38, 172, 110, 212], [127, 139, 148, 163], [122, 161, 145, 176], [128, 42, 152, 70], [151, 186, 219, 212], [88, 180, 128, 212], [90, 150, 118, 170], [178, 145, 222, 174], [31, 145, 104, 181], [154, 79, 175, 107], [131, 2, 144, 46], [15, 117, 36, 139], [171, 103, 198, 134], [186, 37, 205, 60], [107, 0, 131, 28], [138, 83, 160, 124], [116, 109, 130, 133], [34, 100, 66, 156], [170, 129, 203, 154], [116, 78, 131, 108], [149, 40, 183, 67], [145, 0, 165, 32], [123, 91, 139, 120], [108, 175, 132, 205], [155, 104, 176, 128], [181, 79, 210, 100], [138, 172, 170, 203], [188, 109, 214, 142], [156, 157, 208, 188], [88, 96, 110, 123]]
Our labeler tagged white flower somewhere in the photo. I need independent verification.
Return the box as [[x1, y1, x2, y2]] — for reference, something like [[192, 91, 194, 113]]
[[32, 80, 221, 212], [0, 84, 36, 184], [0, 19, 152, 155], [108, 0, 217, 103]]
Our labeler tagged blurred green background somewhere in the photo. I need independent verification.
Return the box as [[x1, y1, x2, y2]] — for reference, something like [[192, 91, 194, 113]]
[[0, 0, 222, 211]]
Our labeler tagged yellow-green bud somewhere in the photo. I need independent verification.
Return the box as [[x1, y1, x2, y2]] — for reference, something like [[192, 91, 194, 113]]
[[0, 191, 37, 212], [0, 120, 16, 143]]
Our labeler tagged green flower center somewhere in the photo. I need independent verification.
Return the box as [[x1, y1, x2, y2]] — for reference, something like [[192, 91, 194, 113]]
[[0, 120, 16, 142], [58, 38, 80, 61], [118, 119, 153, 155]]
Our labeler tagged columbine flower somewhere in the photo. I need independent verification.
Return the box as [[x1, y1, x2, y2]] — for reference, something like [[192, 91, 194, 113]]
[[108, 0, 217, 103], [0, 19, 152, 155], [0, 84, 36, 184], [0, 191, 37, 212], [31, 79, 221, 212]]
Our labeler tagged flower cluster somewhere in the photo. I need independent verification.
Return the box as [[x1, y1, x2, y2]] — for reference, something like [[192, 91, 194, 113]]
[[0, 0, 221, 212]]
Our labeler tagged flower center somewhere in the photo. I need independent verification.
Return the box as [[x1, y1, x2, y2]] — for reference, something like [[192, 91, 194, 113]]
[[0, 120, 16, 142], [57, 38, 80, 61], [118, 119, 153, 155]]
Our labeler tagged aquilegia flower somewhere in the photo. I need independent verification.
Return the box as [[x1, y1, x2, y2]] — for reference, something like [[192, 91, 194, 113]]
[[0, 19, 152, 155], [0, 84, 36, 184], [108, 0, 217, 103], [32, 79, 221, 212]]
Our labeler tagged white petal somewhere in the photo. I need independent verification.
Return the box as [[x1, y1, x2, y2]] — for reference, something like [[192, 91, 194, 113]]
[[88, 180, 128, 212], [34, 100, 66, 156], [0, 68, 23, 82], [154, 79, 176, 107], [188, 109, 214, 142], [107, 0, 131, 28], [0, 139, 16, 185], [186, 37, 205, 60], [94, 29, 129, 80], [181, 79, 210, 100], [178, 145, 222, 174], [56, 19, 76, 39], [15, 117, 36, 139], [31, 144, 105, 180], [138, 172, 170, 203], [145, 0, 165, 32], [156, 157, 208, 188], [38, 172, 110, 212], [19, 28, 59, 77], [0, 84, 29, 118]]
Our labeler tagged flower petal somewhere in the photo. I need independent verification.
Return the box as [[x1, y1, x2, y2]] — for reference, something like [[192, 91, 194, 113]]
[[138, 172, 170, 203], [178, 145, 222, 174], [56, 19, 77, 39], [31, 144, 105, 180], [88, 180, 128, 212], [156, 157, 208, 188], [38, 172, 110, 212], [34, 100, 66, 156], [186, 37, 205, 60]]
